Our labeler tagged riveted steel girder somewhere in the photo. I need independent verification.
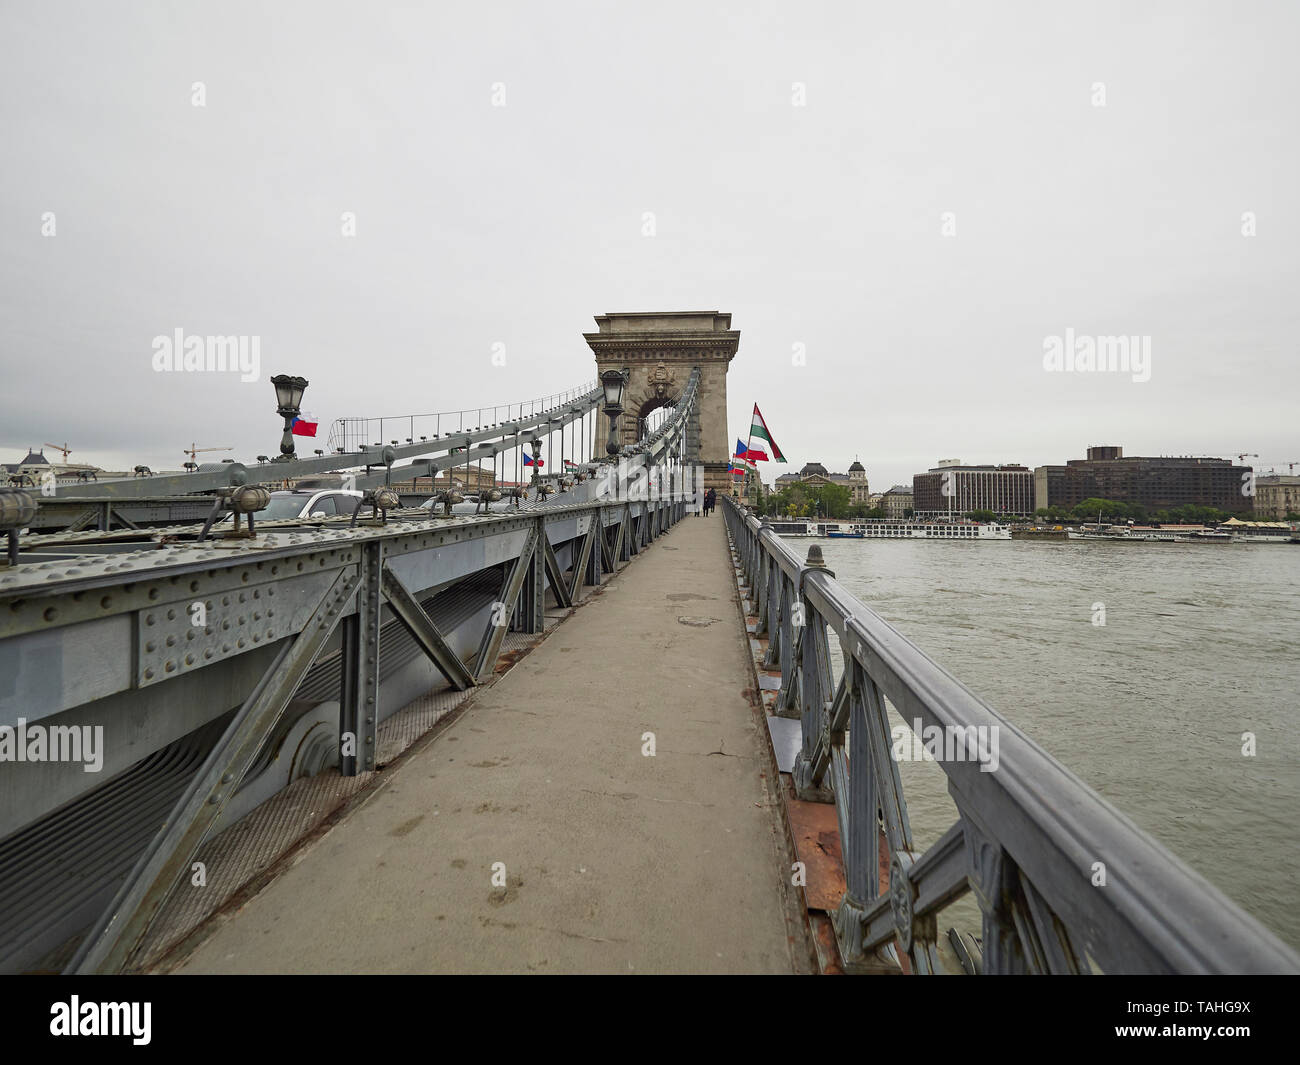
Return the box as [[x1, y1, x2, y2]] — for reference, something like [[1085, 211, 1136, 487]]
[[67, 566, 360, 973]]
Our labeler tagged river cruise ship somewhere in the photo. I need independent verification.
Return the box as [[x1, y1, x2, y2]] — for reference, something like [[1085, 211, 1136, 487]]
[[767, 519, 1011, 540], [1067, 520, 1297, 543]]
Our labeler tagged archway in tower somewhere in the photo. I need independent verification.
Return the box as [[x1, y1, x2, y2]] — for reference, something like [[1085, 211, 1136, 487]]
[[630, 394, 677, 444]]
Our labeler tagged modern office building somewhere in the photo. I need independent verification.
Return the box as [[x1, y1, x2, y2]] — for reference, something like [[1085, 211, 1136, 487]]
[[913, 460, 1034, 517], [1033, 446, 1252, 513]]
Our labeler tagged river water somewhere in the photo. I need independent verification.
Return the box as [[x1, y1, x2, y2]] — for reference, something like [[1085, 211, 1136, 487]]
[[802, 535, 1300, 958]]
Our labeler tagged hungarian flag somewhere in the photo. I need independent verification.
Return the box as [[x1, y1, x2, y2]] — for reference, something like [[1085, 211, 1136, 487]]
[[291, 412, 319, 437], [524, 454, 544, 468], [563, 459, 578, 472], [749, 405, 785, 462]]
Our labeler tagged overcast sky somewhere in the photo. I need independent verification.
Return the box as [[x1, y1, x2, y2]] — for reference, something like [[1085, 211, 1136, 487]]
[[2, 1, 1297, 489]]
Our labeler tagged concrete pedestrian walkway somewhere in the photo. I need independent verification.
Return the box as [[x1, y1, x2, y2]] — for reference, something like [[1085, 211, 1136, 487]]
[[173, 512, 809, 974]]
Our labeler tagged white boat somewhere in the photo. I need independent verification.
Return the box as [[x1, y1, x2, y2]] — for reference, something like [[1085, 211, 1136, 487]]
[[1068, 523, 1234, 544], [1218, 521, 1298, 543], [768, 519, 1010, 540]]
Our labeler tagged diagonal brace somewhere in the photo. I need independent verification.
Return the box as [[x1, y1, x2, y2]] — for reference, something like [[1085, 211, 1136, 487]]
[[474, 525, 538, 680], [540, 531, 572, 608], [380, 564, 475, 691], [568, 519, 598, 602], [68, 567, 360, 973]]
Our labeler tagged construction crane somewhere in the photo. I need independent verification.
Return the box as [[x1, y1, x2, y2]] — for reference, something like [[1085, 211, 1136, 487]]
[[183, 443, 233, 465], [1236, 452, 1259, 465], [43, 443, 72, 461]]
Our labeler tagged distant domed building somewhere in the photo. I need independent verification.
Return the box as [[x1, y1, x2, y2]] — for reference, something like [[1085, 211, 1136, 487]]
[[775, 459, 870, 503]]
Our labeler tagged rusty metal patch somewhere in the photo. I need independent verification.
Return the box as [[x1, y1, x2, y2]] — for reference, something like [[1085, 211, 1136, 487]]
[[786, 799, 846, 912]]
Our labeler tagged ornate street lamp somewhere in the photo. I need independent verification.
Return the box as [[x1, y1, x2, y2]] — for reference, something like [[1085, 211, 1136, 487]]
[[270, 374, 309, 461], [601, 368, 628, 457], [529, 436, 543, 484]]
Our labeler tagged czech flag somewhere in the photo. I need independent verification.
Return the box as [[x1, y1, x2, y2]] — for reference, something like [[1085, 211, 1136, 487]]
[[735, 438, 767, 463], [729, 444, 755, 478], [291, 412, 318, 437], [524, 454, 544, 468]]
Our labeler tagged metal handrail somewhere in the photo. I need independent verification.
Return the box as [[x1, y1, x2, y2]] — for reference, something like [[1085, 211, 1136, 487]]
[[722, 495, 1299, 974], [326, 379, 600, 454], [48, 384, 606, 503]]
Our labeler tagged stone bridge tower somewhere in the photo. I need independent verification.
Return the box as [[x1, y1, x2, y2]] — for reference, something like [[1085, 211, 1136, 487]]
[[584, 311, 739, 494]]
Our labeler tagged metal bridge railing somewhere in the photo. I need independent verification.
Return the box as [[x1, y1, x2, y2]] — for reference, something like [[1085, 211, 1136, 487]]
[[722, 496, 1300, 974], [326, 380, 599, 454]]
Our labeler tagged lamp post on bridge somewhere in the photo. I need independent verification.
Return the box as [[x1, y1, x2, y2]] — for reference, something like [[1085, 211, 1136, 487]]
[[270, 374, 309, 462], [601, 368, 628, 458], [529, 436, 542, 486]]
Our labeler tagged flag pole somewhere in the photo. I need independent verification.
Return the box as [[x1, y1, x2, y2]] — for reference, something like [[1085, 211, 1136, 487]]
[[741, 402, 758, 504]]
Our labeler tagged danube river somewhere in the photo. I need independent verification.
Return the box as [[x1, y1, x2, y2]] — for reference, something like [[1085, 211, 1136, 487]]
[[807, 535, 1300, 957]]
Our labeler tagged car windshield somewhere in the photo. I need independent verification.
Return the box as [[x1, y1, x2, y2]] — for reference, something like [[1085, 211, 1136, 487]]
[[260, 495, 310, 520]]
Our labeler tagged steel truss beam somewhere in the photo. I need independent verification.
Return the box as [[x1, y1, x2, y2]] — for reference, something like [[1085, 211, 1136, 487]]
[[474, 525, 538, 680], [67, 567, 361, 973], [568, 518, 598, 602], [380, 563, 476, 692], [539, 531, 572, 609]]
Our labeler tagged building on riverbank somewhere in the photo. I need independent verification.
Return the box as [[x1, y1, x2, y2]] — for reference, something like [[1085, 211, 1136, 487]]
[[1033, 446, 1252, 514], [881, 484, 914, 519], [913, 460, 1033, 518], [1255, 474, 1300, 519], [772, 460, 869, 504]]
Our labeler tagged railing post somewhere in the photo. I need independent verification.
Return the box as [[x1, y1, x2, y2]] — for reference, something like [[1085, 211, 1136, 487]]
[[340, 540, 383, 776], [792, 546, 834, 802], [586, 508, 603, 586], [520, 517, 546, 633]]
